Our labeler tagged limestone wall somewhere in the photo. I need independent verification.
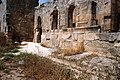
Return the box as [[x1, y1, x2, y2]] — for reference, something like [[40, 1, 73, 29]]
[[41, 30, 120, 49], [40, 27, 98, 48], [34, 0, 111, 31]]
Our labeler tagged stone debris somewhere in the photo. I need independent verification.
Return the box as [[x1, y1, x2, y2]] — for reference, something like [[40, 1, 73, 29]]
[[64, 52, 93, 60], [114, 43, 120, 47]]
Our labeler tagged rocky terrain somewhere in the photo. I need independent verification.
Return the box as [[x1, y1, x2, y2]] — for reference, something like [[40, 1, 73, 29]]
[[51, 41, 120, 80], [0, 41, 119, 80]]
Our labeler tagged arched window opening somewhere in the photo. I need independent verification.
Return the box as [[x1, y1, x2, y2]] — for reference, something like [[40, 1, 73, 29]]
[[68, 5, 75, 28], [51, 10, 58, 30]]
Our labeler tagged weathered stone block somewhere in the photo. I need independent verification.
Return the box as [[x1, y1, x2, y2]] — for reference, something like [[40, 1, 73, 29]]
[[41, 34, 46, 39], [98, 33, 110, 41], [61, 33, 72, 40], [84, 33, 96, 41], [108, 33, 118, 42], [72, 33, 78, 41], [98, 33, 119, 42], [117, 34, 120, 41], [77, 33, 84, 42], [46, 33, 51, 40]]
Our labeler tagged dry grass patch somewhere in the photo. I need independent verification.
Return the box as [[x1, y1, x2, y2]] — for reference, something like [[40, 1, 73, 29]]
[[0, 45, 17, 53], [19, 53, 77, 80], [53, 41, 85, 56]]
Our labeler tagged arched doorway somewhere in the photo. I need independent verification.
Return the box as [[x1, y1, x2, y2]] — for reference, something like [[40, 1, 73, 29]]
[[51, 9, 58, 30], [36, 16, 42, 43], [68, 5, 75, 28]]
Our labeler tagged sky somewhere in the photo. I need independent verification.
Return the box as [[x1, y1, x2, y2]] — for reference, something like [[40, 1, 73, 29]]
[[39, 0, 49, 4]]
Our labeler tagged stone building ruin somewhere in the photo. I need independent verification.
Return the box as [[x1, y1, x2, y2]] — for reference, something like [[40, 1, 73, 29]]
[[0, 0, 120, 47], [0, 0, 120, 79], [34, 0, 120, 48]]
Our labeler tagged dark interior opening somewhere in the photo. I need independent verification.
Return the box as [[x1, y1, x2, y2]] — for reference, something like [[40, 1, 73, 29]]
[[91, 1, 97, 25], [0, 0, 2, 4], [111, 0, 120, 32], [68, 5, 75, 28], [51, 10, 58, 30], [104, 16, 111, 19], [37, 16, 42, 43], [117, 13, 120, 30], [0, 21, 1, 31]]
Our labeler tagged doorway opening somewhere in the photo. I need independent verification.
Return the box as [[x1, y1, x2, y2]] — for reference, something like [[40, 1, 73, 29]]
[[111, 0, 120, 32], [37, 16, 42, 43], [51, 10, 58, 30], [91, 1, 97, 25], [117, 13, 120, 31], [68, 5, 75, 28]]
